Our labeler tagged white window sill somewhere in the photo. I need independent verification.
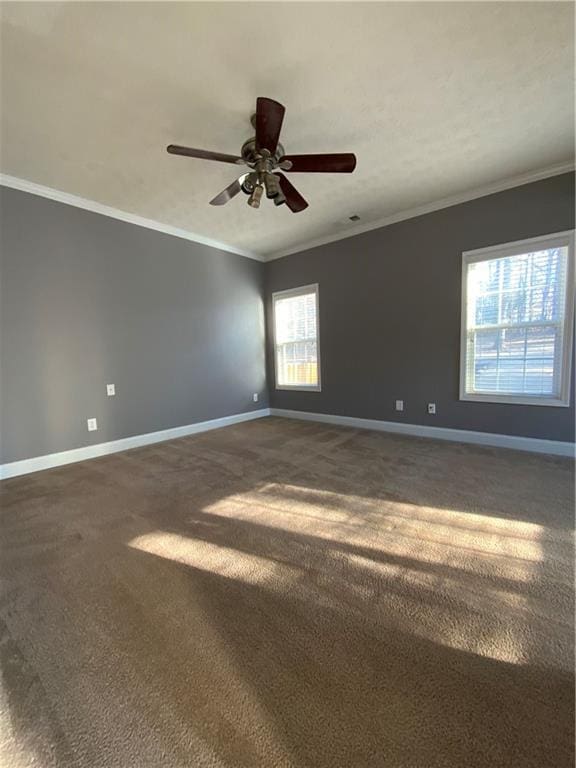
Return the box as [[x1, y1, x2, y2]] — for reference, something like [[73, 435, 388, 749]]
[[275, 385, 322, 392], [460, 392, 570, 408]]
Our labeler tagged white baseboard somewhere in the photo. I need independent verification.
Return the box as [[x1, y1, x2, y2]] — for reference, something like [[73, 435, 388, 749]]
[[3, 406, 572, 479], [270, 408, 575, 457], [0, 408, 271, 480]]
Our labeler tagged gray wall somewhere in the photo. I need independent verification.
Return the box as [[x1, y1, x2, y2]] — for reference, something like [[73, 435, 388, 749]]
[[1, 187, 267, 464], [265, 173, 575, 442], [2, 172, 574, 466]]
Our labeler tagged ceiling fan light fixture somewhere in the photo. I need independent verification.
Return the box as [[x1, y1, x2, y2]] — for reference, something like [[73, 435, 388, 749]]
[[247, 184, 264, 208], [264, 173, 281, 199], [241, 172, 257, 195]]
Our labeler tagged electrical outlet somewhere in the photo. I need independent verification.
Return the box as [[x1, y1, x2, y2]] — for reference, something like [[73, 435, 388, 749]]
[[427, 403, 436, 415], [395, 400, 404, 412], [253, 393, 259, 403], [87, 418, 98, 432], [106, 384, 115, 396]]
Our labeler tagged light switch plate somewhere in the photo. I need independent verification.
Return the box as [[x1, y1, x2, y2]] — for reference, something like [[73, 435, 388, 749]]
[[87, 418, 98, 431], [395, 400, 404, 411], [253, 393, 259, 402], [106, 384, 115, 396], [428, 403, 436, 415]]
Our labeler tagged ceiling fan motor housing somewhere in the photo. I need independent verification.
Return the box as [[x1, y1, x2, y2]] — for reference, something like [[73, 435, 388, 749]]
[[241, 138, 285, 168]]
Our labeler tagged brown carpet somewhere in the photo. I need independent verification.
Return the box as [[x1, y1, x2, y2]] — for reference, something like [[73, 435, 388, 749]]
[[0, 416, 574, 768]]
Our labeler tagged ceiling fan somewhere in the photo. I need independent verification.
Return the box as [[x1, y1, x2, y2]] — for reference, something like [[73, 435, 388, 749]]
[[166, 97, 357, 213]]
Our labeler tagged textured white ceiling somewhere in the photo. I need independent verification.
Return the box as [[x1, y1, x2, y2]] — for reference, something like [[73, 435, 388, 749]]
[[1, 2, 574, 260]]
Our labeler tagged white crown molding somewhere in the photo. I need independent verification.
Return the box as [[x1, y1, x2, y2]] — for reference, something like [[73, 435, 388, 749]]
[[0, 408, 271, 480], [2, 162, 573, 263], [0, 173, 263, 262], [270, 408, 575, 457], [266, 162, 575, 261]]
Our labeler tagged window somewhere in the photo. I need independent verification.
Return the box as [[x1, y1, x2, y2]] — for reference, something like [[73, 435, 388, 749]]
[[273, 284, 320, 390], [460, 231, 574, 407]]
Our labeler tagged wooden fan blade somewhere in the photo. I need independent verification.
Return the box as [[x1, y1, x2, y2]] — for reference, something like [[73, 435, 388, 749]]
[[209, 177, 244, 206], [280, 153, 357, 173], [255, 97, 285, 154], [276, 173, 308, 213], [167, 145, 243, 165]]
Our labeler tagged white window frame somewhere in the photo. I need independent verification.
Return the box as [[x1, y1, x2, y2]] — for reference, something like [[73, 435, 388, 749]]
[[460, 230, 575, 407], [272, 283, 321, 392]]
